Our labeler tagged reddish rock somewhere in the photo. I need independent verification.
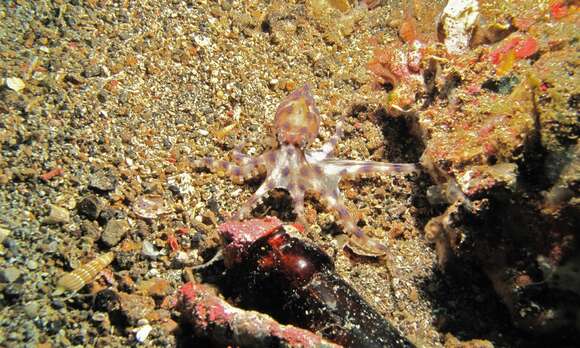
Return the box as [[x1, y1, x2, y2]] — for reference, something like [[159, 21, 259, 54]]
[[118, 293, 155, 325]]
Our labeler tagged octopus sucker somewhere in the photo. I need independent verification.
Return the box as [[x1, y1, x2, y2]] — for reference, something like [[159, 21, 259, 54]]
[[191, 84, 418, 256]]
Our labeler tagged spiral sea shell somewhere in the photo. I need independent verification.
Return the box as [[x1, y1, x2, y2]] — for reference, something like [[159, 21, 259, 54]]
[[56, 252, 115, 293]]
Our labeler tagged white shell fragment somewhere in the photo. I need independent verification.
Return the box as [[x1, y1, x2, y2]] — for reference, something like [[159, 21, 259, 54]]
[[134, 324, 153, 343], [439, 0, 480, 54], [6, 77, 26, 92], [142, 240, 160, 259]]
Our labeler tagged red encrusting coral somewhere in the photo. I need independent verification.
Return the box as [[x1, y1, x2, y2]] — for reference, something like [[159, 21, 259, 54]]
[[177, 281, 342, 348]]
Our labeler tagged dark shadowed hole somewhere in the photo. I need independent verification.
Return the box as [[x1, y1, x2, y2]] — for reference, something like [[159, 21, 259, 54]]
[[375, 108, 425, 163], [381, 82, 394, 93], [261, 19, 271, 33], [252, 189, 297, 222]]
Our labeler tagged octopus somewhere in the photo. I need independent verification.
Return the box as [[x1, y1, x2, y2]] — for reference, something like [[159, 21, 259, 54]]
[[192, 85, 418, 256]]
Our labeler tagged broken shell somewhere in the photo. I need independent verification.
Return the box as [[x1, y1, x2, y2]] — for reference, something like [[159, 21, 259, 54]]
[[134, 323, 153, 343], [6, 77, 25, 92], [133, 194, 171, 219]]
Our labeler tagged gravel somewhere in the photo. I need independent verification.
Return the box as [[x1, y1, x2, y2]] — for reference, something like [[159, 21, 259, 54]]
[[1, 0, 575, 347]]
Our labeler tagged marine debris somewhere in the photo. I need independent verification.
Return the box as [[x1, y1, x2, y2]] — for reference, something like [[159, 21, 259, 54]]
[[218, 217, 416, 347], [177, 281, 342, 348]]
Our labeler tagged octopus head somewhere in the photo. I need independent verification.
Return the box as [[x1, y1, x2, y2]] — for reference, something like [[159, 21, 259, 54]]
[[273, 84, 320, 148]]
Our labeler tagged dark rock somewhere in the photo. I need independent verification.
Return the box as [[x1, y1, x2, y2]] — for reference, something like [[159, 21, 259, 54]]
[[46, 319, 64, 335], [93, 289, 121, 313], [481, 75, 520, 95], [100, 219, 130, 248], [97, 207, 126, 225], [3, 283, 24, 303], [115, 250, 139, 270], [77, 195, 102, 220]]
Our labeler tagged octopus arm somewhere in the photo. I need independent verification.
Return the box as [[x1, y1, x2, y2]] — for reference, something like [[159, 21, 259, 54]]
[[321, 159, 418, 178], [307, 118, 345, 162], [190, 151, 272, 181], [234, 176, 280, 220], [232, 145, 258, 165], [318, 184, 390, 257]]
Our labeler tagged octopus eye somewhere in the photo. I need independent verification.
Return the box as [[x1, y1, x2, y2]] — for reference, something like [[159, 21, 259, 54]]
[[273, 84, 320, 147]]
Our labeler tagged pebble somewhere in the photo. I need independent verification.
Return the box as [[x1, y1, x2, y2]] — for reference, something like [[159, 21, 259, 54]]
[[160, 319, 179, 334], [42, 205, 70, 225], [77, 195, 102, 220], [141, 240, 159, 259], [134, 324, 153, 343], [89, 170, 117, 192], [80, 220, 102, 239], [23, 302, 41, 318], [82, 65, 102, 78], [3, 283, 24, 303], [92, 312, 108, 322], [145, 278, 171, 298], [26, 260, 39, 270], [118, 292, 155, 325], [101, 219, 130, 247], [172, 251, 190, 268], [0, 227, 10, 243], [6, 77, 25, 92], [0, 267, 21, 283], [98, 207, 126, 225]]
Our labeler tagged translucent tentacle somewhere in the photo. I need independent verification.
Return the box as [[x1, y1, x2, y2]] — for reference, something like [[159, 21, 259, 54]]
[[289, 178, 306, 224], [305, 117, 345, 162], [191, 151, 271, 181], [233, 177, 278, 220], [321, 191, 388, 256], [321, 159, 418, 178], [232, 145, 252, 164], [190, 157, 258, 181]]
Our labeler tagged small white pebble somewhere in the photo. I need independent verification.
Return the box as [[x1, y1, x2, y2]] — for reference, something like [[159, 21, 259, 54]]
[[194, 35, 211, 47], [134, 324, 153, 343], [142, 240, 159, 259], [146, 268, 160, 278], [198, 129, 209, 136], [6, 77, 25, 92], [174, 251, 189, 263], [39, 46, 50, 53]]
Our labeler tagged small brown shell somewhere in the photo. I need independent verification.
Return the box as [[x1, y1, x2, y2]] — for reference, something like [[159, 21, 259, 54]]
[[56, 252, 115, 292]]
